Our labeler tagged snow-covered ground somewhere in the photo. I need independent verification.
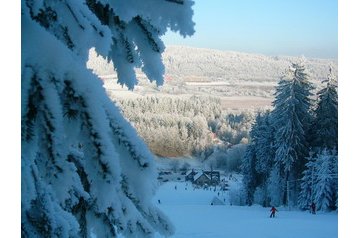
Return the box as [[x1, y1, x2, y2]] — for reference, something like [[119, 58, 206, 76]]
[[153, 182, 337, 238]]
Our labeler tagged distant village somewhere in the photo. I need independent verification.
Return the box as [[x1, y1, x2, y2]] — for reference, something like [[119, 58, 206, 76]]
[[157, 168, 238, 191]]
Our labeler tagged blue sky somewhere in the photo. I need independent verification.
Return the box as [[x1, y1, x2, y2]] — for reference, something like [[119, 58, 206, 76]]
[[163, 0, 338, 58]]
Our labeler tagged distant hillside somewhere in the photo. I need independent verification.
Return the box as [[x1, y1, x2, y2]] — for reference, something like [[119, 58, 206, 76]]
[[89, 45, 337, 80], [88, 45, 337, 110], [162, 46, 337, 83]]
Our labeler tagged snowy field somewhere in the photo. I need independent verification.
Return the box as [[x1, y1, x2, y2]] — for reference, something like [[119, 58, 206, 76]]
[[153, 182, 337, 238]]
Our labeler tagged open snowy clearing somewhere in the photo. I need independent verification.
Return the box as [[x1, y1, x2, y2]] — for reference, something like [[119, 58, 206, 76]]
[[185, 81, 231, 86], [153, 182, 337, 238], [220, 96, 272, 111]]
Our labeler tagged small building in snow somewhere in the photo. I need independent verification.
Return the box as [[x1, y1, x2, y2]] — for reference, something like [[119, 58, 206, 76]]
[[203, 171, 220, 185], [210, 196, 224, 205], [193, 172, 211, 186], [185, 169, 197, 182]]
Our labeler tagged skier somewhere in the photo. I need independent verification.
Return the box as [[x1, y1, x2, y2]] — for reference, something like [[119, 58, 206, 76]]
[[310, 202, 316, 214], [270, 206, 278, 218]]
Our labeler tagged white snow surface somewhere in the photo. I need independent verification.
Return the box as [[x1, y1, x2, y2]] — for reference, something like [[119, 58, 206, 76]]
[[153, 182, 337, 238]]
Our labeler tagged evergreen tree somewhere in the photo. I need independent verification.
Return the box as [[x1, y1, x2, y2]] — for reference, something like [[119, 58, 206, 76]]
[[297, 153, 316, 210], [21, 0, 194, 237], [252, 112, 275, 206], [241, 111, 274, 206], [314, 149, 337, 211], [298, 148, 338, 211], [267, 165, 285, 206], [310, 68, 338, 150], [254, 112, 275, 179], [271, 62, 314, 205], [241, 145, 257, 206], [331, 149, 338, 209]]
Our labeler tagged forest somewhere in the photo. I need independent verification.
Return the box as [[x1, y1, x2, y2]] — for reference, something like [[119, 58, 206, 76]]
[[115, 95, 253, 160], [21, 0, 338, 237], [240, 64, 338, 211]]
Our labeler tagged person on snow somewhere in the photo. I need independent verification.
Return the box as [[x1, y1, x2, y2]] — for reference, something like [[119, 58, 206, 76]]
[[270, 206, 278, 218], [310, 202, 316, 214]]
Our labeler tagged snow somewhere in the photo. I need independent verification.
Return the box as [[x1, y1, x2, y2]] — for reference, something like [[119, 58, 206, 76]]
[[185, 81, 231, 86], [193, 172, 208, 181], [153, 182, 337, 238]]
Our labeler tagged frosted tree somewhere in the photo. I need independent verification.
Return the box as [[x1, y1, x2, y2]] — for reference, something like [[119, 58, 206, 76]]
[[267, 166, 284, 206], [270, 62, 314, 205], [297, 153, 316, 210], [253, 112, 275, 206], [253, 187, 266, 206], [314, 149, 338, 211], [298, 149, 338, 211], [241, 145, 257, 206], [21, 0, 194, 237], [241, 112, 272, 205], [332, 149, 338, 209], [310, 67, 338, 150], [254, 112, 275, 179]]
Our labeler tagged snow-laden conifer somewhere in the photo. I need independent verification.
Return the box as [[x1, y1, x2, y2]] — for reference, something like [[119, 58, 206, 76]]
[[272, 63, 313, 175], [314, 149, 337, 211], [21, 0, 194, 237], [298, 148, 338, 211], [241, 145, 257, 206], [310, 68, 338, 150], [297, 153, 316, 210], [267, 166, 284, 206], [241, 111, 274, 206], [270, 62, 314, 205], [254, 112, 275, 177]]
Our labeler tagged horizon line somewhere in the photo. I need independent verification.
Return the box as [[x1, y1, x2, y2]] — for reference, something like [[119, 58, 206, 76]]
[[164, 44, 338, 61]]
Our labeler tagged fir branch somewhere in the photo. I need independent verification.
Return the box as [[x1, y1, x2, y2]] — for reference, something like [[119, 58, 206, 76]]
[[31, 6, 58, 29], [65, 1, 85, 30], [76, 96, 113, 178], [122, 35, 135, 64], [67, 153, 91, 192], [63, 80, 80, 119], [71, 197, 88, 237], [108, 116, 149, 169], [134, 17, 161, 53], [22, 74, 43, 141], [86, 0, 113, 26], [165, 0, 184, 5]]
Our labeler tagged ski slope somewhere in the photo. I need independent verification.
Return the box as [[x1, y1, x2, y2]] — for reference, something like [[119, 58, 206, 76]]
[[153, 182, 337, 238]]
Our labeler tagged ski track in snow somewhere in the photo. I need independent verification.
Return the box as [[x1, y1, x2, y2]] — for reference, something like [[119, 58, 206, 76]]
[[153, 182, 337, 238]]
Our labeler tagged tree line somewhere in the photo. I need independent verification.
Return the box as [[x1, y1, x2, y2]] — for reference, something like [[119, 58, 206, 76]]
[[239, 63, 338, 211]]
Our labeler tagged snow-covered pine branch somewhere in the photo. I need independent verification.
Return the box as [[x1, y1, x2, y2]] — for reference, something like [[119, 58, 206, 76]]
[[21, 0, 194, 237]]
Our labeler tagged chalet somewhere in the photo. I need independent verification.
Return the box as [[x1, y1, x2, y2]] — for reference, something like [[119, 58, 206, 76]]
[[185, 169, 221, 186], [193, 172, 211, 186], [203, 171, 220, 185], [185, 169, 197, 182]]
